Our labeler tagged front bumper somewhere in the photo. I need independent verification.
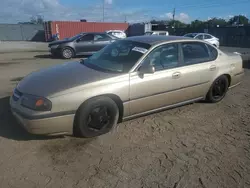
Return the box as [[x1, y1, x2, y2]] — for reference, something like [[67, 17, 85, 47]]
[[10, 96, 74, 136], [49, 48, 61, 56]]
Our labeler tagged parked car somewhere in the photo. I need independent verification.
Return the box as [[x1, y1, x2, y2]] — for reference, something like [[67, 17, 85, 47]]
[[48, 32, 118, 59], [10, 36, 243, 138], [145, 31, 169, 36], [184, 33, 220, 48], [106, 30, 127, 39]]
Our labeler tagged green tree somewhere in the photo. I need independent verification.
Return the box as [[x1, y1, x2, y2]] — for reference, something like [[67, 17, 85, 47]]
[[168, 20, 187, 28], [228, 15, 249, 25], [190, 20, 205, 28], [150, 20, 168, 25], [207, 17, 227, 27]]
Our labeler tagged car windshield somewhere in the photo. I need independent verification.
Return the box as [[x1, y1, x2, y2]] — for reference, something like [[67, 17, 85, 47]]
[[67, 34, 82, 41], [83, 40, 151, 73], [184, 33, 197, 38]]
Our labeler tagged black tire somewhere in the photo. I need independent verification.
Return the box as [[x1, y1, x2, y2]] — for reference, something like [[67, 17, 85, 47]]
[[206, 75, 229, 103], [61, 47, 74, 59], [74, 96, 119, 138]]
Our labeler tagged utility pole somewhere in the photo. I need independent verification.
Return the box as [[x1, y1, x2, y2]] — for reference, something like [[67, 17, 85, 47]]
[[173, 8, 176, 34], [102, 0, 105, 22], [124, 15, 127, 23]]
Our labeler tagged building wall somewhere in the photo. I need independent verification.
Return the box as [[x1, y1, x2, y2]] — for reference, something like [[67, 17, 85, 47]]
[[0, 24, 44, 41]]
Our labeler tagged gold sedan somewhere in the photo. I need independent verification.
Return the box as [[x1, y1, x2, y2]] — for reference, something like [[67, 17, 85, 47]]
[[10, 36, 244, 137]]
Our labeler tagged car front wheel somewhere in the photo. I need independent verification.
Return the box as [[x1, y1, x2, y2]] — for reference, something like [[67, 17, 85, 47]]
[[61, 47, 74, 59], [206, 75, 229, 103], [74, 96, 119, 138]]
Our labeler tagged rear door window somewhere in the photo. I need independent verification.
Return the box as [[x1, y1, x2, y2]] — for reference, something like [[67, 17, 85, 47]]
[[94, 34, 112, 41], [181, 42, 211, 66], [159, 32, 166, 35], [196, 34, 204, 40], [204, 34, 212, 39]]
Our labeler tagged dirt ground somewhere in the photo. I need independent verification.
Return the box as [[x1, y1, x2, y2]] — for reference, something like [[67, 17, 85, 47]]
[[0, 50, 250, 188]]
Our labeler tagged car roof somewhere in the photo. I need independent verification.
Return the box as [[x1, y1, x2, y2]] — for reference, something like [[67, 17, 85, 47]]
[[125, 35, 197, 45], [152, 31, 168, 32], [106, 30, 123, 32], [186, 33, 211, 35], [80, 32, 106, 35]]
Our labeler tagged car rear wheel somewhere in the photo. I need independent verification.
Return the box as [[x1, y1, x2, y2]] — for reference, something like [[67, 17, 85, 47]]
[[61, 47, 74, 59], [206, 75, 229, 103], [74, 96, 119, 138]]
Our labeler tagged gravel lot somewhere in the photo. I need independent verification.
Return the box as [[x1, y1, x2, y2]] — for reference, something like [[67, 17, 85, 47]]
[[0, 47, 250, 188]]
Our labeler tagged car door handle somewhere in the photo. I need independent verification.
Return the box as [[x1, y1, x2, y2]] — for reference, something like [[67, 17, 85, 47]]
[[172, 72, 181, 79], [209, 65, 217, 71]]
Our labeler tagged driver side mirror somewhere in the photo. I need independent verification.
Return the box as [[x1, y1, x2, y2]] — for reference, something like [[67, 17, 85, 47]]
[[138, 63, 155, 74]]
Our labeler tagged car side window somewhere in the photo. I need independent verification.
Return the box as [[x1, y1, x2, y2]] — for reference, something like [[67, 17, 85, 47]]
[[196, 34, 204, 40], [204, 34, 212, 39], [79, 34, 94, 42], [206, 44, 218, 61], [94, 34, 111, 41], [142, 43, 179, 71], [181, 42, 210, 65], [159, 32, 166, 36]]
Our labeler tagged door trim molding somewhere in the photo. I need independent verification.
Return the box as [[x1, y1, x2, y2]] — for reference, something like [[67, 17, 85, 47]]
[[128, 81, 209, 102], [123, 97, 204, 121]]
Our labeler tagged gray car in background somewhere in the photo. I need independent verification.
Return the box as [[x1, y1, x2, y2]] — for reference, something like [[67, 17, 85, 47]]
[[48, 32, 118, 59]]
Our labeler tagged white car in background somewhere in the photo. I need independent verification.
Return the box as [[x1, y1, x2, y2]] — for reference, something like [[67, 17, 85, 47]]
[[145, 31, 169, 36], [106, 30, 127, 39], [184, 33, 220, 48]]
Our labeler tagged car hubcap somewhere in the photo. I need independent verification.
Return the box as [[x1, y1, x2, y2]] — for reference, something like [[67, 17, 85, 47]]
[[63, 49, 72, 58], [212, 79, 226, 99], [87, 106, 111, 131]]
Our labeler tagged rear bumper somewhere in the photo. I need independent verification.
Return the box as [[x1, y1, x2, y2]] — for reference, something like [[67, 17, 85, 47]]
[[230, 71, 244, 88]]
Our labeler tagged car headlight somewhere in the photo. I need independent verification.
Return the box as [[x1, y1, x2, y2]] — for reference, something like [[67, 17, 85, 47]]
[[21, 94, 52, 111], [50, 45, 59, 49]]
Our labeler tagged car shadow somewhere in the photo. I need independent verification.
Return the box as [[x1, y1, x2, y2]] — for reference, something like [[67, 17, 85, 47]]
[[10, 77, 24, 82], [34, 54, 57, 59], [243, 58, 250, 69], [34, 54, 90, 59], [0, 96, 63, 141]]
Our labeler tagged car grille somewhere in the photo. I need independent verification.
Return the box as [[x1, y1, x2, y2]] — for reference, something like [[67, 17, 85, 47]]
[[12, 88, 23, 101]]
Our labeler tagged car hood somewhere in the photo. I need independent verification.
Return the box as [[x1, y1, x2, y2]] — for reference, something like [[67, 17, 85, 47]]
[[48, 39, 71, 46], [17, 61, 115, 97]]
